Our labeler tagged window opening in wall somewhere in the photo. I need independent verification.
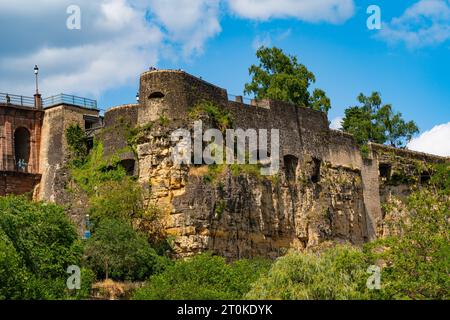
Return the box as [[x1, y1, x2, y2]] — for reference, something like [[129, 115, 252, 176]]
[[148, 92, 165, 99], [379, 163, 392, 181], [14, 127, 31, 172], [311, 158, 321, 183]]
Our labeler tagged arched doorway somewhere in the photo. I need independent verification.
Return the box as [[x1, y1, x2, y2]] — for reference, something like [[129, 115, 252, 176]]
[[14, 127, 31, 172]]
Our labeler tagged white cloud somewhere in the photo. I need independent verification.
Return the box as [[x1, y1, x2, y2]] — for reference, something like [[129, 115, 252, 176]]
[[330, 116, 343, 130], [378, 0, 450, 48], [0, 0, 357, 98], [227, 0, 355, 23], [408, 122, 450, 156], [148, 0, 221, 56], [0, 0, 162, 97]]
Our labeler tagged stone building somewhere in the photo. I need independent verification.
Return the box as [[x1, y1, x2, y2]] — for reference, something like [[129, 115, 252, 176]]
[[1, 70, 448, 259]]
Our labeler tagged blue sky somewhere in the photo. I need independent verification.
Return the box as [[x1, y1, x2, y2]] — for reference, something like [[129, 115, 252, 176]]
[[0, 0, 449, 155]]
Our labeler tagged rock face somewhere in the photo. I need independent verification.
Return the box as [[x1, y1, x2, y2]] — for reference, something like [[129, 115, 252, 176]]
[[97, 70, 448, 259]]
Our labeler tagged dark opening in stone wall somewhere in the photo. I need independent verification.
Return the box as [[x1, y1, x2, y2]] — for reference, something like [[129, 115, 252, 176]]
[[311, 158, 321, 183], [14, 127, 30, 172], [120, 159, 136, 176], [379, 163, 392, 181], [148, 92, 165, 99], [284, 155, 298, 182]]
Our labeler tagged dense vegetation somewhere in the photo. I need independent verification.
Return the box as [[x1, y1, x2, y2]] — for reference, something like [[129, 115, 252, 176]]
[[0, 196, 93, 299], [133, 253, 271, 300]]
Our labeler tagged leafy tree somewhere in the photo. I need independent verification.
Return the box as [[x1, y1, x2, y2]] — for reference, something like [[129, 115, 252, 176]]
[[342, 92, 419, 148], [0, 196, 93, 299], [83, 219, 170, 281], [366, 189, 449, 300], [245, 46, 331, 113], [246, 246, 371, 300], [133, 253, 271, 300]]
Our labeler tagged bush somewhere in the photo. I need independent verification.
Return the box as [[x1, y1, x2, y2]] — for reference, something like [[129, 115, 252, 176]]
[[83, 219, 171, 282], [366, 189, 449, 300], [0, 196, 92, 299], [133, 253, 271, 300], [66, 124, 89, 165], [246, 246, 370, 300]]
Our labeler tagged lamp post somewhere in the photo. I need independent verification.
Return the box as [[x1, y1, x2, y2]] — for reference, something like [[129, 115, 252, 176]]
[[33, 65, 42, 109], [34, 65, 39, 94], [136, 92, 140, 103]]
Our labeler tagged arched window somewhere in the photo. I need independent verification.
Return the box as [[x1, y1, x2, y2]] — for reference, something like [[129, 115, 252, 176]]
[[148, 92, 165, 99], [14, 127, 31, 172]]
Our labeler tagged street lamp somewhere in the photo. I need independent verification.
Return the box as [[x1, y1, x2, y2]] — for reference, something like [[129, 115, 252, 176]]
[[34, 65, 39, 94], [136, 92, 140, 103]]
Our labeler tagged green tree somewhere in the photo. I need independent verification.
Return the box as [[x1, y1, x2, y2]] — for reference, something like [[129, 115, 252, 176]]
[[366, 189, 449, 300], [133, 253, 271, 300], [246, 246, 371, 300], [0, 196, 92, 300], [83, 219, 170, 281], [245, 46, 331, 113], [342, 92, 419, 148]]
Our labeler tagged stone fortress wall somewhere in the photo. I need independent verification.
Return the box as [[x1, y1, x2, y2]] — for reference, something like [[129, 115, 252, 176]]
[[97, 70, 448, 259], [1, 69, 447, 259]]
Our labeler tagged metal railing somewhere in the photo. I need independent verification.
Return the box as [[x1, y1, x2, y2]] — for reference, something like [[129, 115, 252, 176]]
[[43, 93, 98, 109], [0, 93, 35, 108]]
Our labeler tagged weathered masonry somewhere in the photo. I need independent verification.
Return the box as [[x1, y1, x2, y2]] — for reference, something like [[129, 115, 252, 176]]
[[1, 70, 448, 259], [0, 93, 102, 198]]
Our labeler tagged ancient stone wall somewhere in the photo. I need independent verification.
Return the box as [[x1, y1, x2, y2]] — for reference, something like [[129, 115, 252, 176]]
[[0, 104, 43, 196], [0, 171, 41, 197], [125, 70, 447, 259], [0, 104, 43, 174], [99, 104, 138, 174], [37, 104, 99, 202]]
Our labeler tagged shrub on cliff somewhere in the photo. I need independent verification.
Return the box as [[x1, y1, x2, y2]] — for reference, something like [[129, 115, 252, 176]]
[[83, 219, 171, 282], [0, 196, 93, 299], [133, 253, 271, 300]]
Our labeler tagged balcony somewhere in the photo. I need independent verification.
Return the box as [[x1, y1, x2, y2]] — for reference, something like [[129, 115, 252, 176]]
[[0, 93, 35, 108], [0, 92, 98, 110], [43, 93, 98, 110]]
